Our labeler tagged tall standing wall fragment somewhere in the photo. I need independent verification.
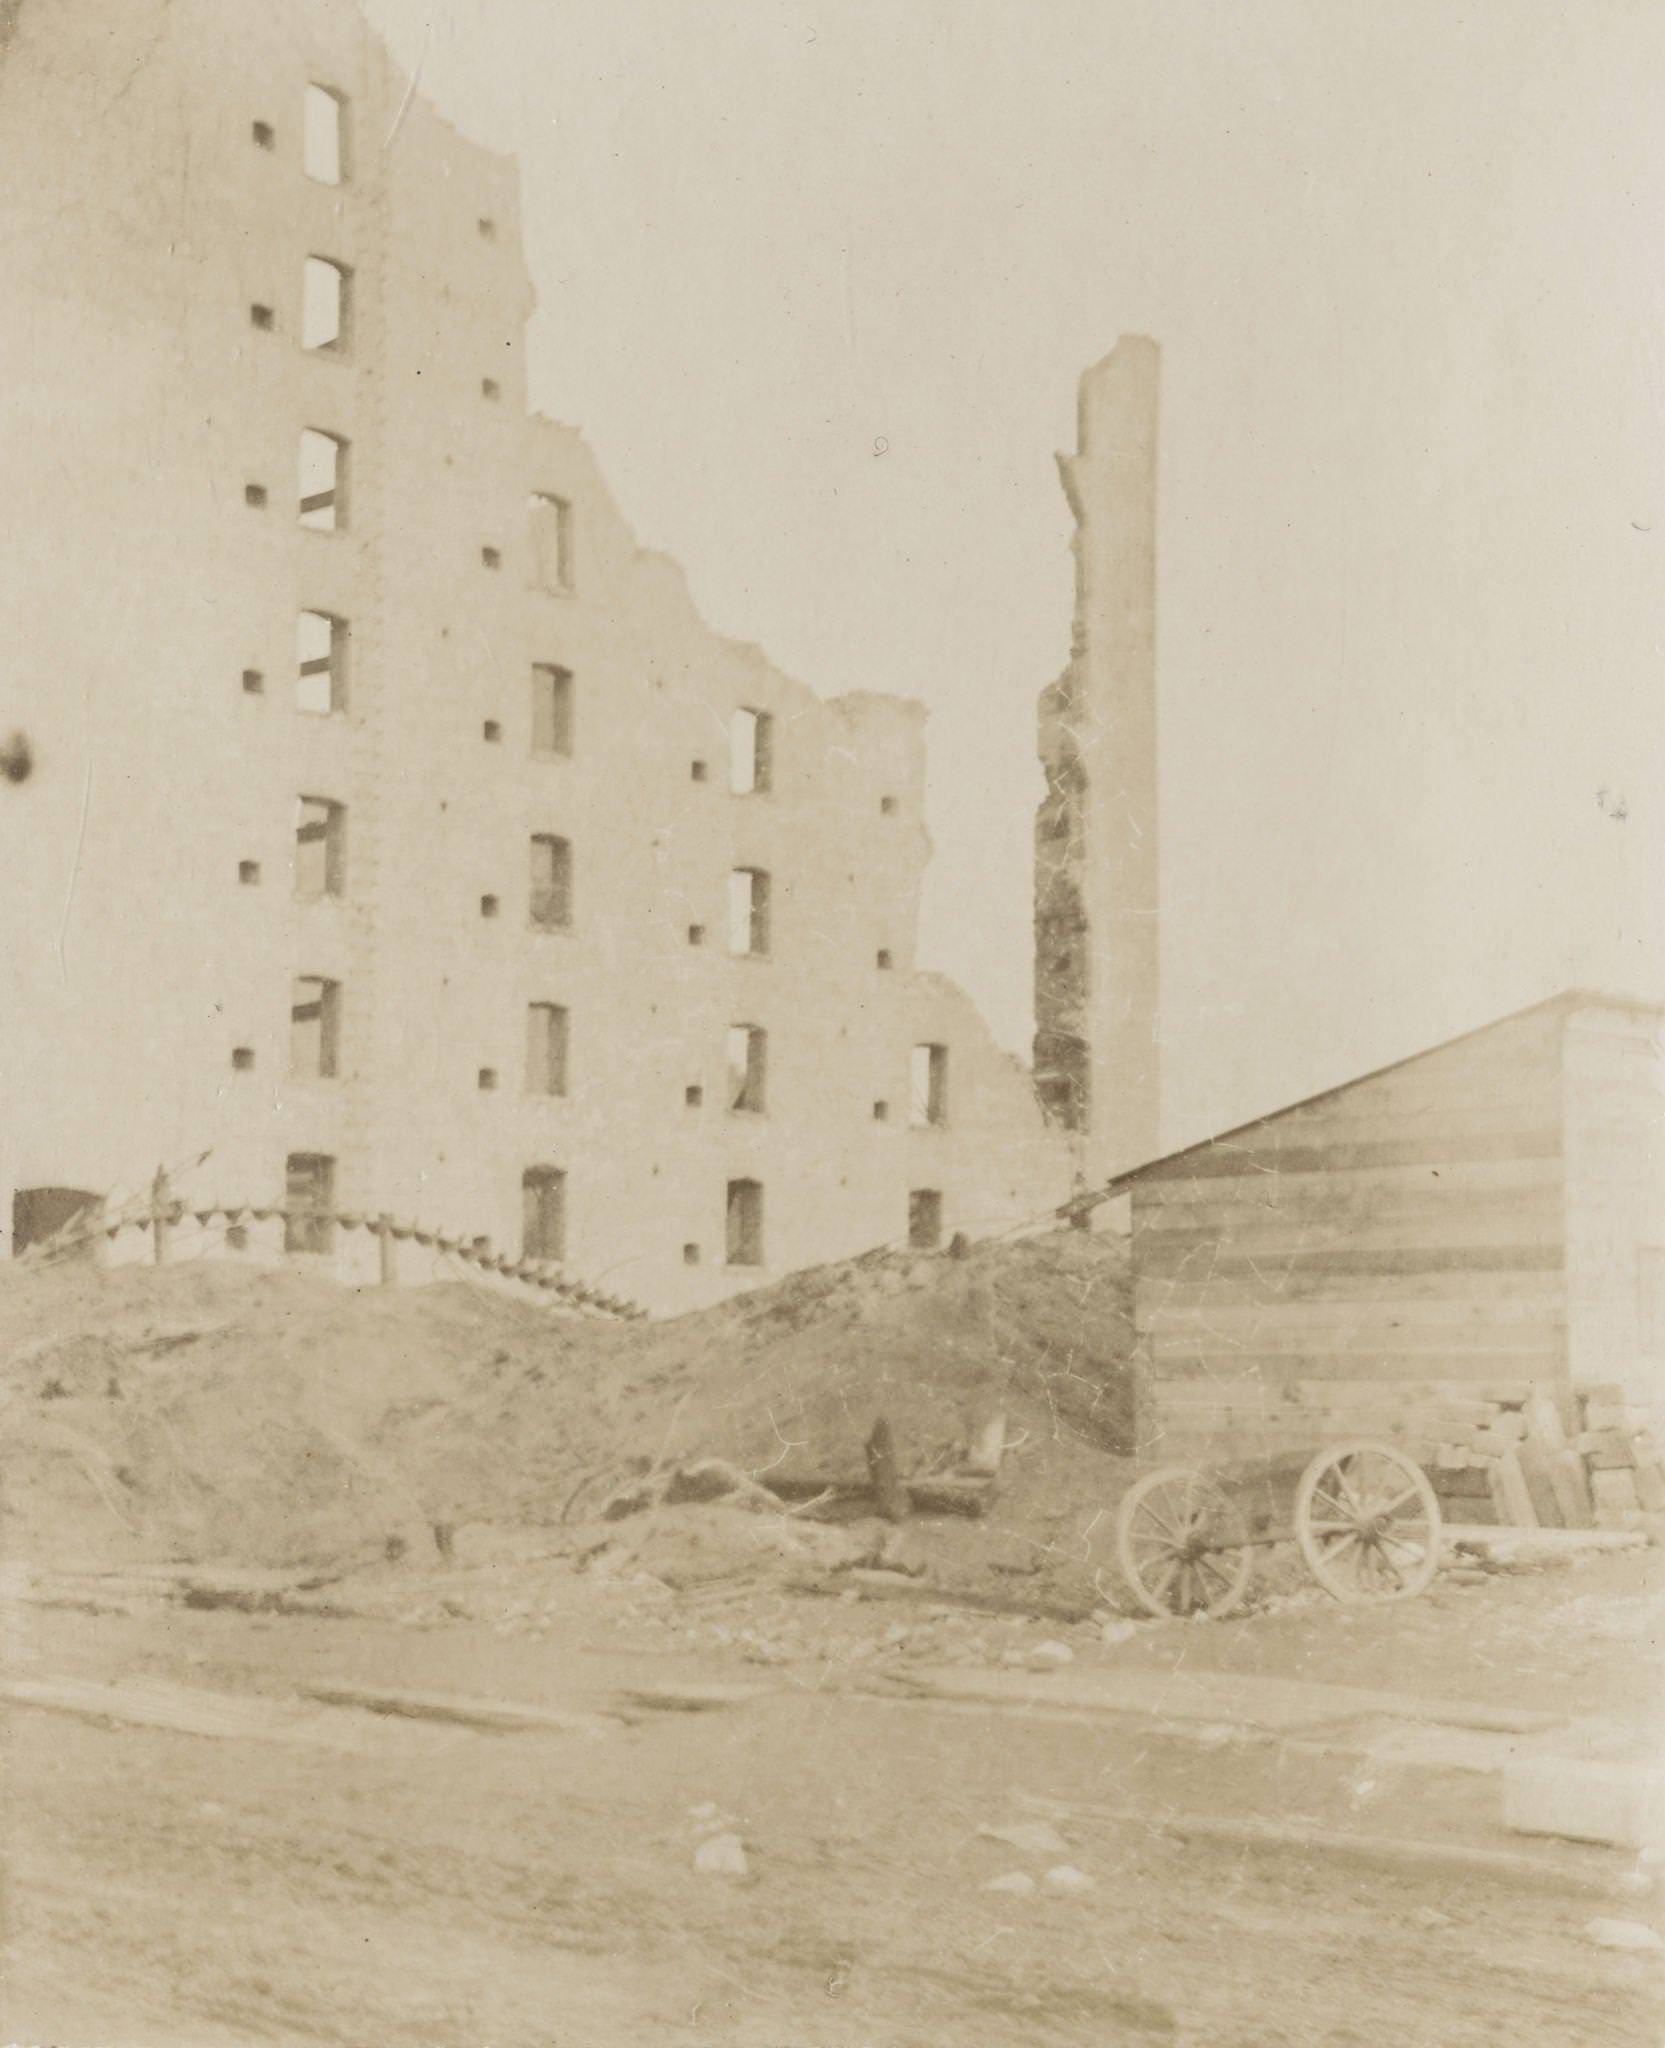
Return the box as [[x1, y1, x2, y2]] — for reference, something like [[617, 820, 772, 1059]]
[[1034, 336, 1161, 1183]]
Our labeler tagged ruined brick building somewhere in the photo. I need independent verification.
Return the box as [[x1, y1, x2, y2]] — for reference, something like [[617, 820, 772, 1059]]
[[0, 0, 1071, 1314]]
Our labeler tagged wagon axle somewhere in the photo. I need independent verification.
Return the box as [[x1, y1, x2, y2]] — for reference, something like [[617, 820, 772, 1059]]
[[1113, 1440, 1442, 1621]]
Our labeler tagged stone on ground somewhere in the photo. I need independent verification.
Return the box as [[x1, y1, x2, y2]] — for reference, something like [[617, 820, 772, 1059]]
[[692, 1832, 749, 1877]]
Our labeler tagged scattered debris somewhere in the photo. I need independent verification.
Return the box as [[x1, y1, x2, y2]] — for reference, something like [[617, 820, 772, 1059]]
[[1586, 1918, 1665, 1954], [692, 1832, 749, 1878], [1027, 1639, 1075, 1671]]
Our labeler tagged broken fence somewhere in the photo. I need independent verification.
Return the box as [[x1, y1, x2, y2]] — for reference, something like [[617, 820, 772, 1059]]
[[18, 1178, 645, 1322]]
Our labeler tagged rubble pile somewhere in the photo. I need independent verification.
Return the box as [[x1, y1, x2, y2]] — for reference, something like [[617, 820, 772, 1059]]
[[0, 1229, 1137, 1604], [1429, 1383, 1665, 1532]]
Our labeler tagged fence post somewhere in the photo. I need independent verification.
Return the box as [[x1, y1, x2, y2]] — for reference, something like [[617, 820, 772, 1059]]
[[376, 1213, 396, 1287], [150, 1165, 170, 1266]]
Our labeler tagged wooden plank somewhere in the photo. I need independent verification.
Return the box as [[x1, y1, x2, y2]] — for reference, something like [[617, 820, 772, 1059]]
[[1130, 1130, 1556, 1196], [1141, 1296, 1565, 1338], [1149, 1348, 1568, 1383], [1515, 1442, 1564, 1528], [1135, 1195, 1565, 1250], [1154, 1378, 1518, 1414], [1139, 1129, 1562, 1186], [1145, 1382, 1469, 1417], [1139, 1268, 1566, 1313], [1143, 1337, 1563, 1373], [1135, 1181, 1562, 1226], [1488, 1452, 1539, 1528], [1134, 1178, 1562, 1222], [1148, 1387, 1489, 1425], [1138, 1228, 1564, 1277]]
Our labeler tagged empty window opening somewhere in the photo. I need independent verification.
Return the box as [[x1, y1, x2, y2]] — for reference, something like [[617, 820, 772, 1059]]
[[478, 1068, 498, 1092], [727, 1024, 767, 1114], [294, 796, 346, 898], [242, 669, 265, 695], [303, 84, 345, 185], [482, 720, 502, 743], [482, 377, 500, 400], [477, 216, 497, 240], [480, 894, 500, 919], [238, 860, 261, 886], [688, 924, 706, 948], [521, 1167, 566, 1261], [245, 483, 268, 509], [529, 835, 573, 928], [873, 1100, 889, 1122], [295, 610, 346, 713], [729, 707, 774, 794], [226, 1223, 250, 1251], [290, 977, 341, 1079], [301, 257, 349, 351], [531, 665, 574, 755], [690, 759, 708, 783], [728, 868, 771, 956], [529, 492, 573, 593], [252, 120, 275, 150], [298, 429, 346, 530], [285, 1152, 336, 1254], [250, 303, 274, 331], [481, 545, 501, 570], [683, 1242, 701, 1266], [880, 794, 898, 815], [876, 948, 893, 971], [231, 1047, 255, 1072], [684, 1083, 704, 1107], [910, 1043, 948, 1127], [526, 1003, 569, 1096], [908, 1189, 944, 1250], [726, 1179, 764, 1268]]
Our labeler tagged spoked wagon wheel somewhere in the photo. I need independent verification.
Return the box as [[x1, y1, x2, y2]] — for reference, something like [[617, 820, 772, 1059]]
[[1294, 1440, 1441, 1601], [1115, 1465, 1254, 1620]]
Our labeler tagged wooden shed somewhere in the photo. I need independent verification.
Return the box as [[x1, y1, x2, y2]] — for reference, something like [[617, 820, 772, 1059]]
[[1091, 992, 1664, 1467]]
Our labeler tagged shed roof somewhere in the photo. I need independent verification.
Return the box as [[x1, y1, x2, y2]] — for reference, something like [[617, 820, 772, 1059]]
[[1065, 988, 1663, 1219]]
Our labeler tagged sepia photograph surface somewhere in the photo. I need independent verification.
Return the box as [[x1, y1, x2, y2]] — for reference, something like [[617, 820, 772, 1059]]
[[2, 2, 1662, 2043]]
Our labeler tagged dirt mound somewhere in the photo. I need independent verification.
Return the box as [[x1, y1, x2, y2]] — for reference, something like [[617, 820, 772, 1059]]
[[1, 1231, 1137, 1594]]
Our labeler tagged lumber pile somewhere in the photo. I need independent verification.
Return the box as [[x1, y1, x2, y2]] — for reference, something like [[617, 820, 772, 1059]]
[[1429, 1383, 1665, 1531]]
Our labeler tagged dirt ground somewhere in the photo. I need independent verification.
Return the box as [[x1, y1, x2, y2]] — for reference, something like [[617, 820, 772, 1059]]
[[4, 1546, 1662, 2048], [5, 1258, 1662, 2045]]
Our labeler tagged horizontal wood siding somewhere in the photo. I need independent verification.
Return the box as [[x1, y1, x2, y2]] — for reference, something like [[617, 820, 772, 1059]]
[[1133, 1005, 1573, 1463]]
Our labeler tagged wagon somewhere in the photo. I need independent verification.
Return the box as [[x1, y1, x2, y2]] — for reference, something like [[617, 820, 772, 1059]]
[[1113, 1439, 1443, 1619]]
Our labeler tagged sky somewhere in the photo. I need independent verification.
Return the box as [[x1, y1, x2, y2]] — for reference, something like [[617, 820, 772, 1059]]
[[363, 0, 1664, 1150]]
